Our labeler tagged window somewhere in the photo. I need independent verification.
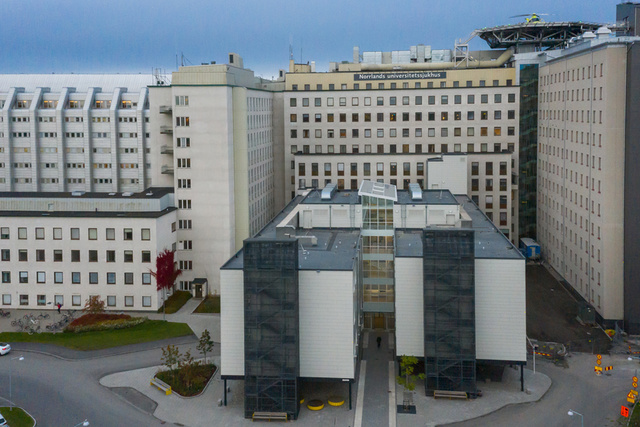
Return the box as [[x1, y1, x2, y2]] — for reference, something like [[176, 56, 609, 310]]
[[36, 271, 45, 283], [2, 271, 9, 283], [18, 227, 27, 239], [54, 272, 63, 284], [89, 272, 98, 284], [2, 294, 11, 305], [106, 228, 115, 240], [486, 162, 494, 175], [175, 116, 190, 127], [71, 250, 80, 262], [467, 95, 475, 104], [20, 295, 28, 306], [508, 93, 516, 103], [441, 95, 448, 105], [89, 250, 98, 262], [0, 228, 8, 239], [35, 227, 44, 239], [54, 250, 63, 262], [142, 296, 152, 307], [141, 228, 151, 241], [107, 272, 116, 284], [107, 250, 116, 262], [53, 228, 62, 240], [125, 272, 134, 285], [1, 249, 9, 261], [142, 251, 151, 263], [142, 273, 152, 285], [125, 296, 134, 307], [72, 272, 81, 284], [19, 271, 28, 283], [18, 249, 27, 262]]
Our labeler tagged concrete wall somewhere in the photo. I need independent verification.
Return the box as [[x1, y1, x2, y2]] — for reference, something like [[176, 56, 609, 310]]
[[220, 269, 245, 376], [299, 270, 356, 379], [395, 257, 424, 357]]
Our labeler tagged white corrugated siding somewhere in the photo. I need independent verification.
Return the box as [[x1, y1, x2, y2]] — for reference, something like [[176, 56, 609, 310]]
[[0, 74, 168, 93], [220, 269, 245, 376], [475, 259, 526, 362], [330, 207, 350, 227], [299, 271, 355, 379], [395, 258, 424, 357]]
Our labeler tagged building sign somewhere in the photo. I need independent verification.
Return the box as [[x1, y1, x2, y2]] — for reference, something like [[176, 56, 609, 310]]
[[354, 71, 446, 81]]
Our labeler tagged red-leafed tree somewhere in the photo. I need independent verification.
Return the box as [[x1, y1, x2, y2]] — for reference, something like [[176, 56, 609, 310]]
[[151, 249, 182, 319]]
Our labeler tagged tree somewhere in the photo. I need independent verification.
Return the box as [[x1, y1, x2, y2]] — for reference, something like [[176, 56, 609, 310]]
[[151, 249, 182, 319], [197, 329, 215, 364], [83, 295, 106, 314], [396, 355, 425, 410], [161, 344, 181, 384]]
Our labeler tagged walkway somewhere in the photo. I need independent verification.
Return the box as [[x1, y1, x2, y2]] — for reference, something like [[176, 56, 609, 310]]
[[357, 330, 396, 427]]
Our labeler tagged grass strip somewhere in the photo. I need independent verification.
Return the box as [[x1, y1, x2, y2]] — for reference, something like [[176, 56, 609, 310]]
[[0, 407, 36, 427], [0, 320, 193, 351]]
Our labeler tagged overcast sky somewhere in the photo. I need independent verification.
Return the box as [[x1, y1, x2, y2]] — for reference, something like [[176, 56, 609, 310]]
[[0, 0, 622, 78]]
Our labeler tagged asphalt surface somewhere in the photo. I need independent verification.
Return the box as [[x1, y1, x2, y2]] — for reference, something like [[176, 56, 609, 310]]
[[448, 352, 637, 427], [0, 338, 200, 427]]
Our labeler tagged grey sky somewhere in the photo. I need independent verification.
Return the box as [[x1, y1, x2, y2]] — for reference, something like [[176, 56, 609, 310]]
[[0, 0, 620, 78]]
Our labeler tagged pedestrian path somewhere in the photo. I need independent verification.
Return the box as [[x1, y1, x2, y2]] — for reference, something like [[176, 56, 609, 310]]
[[359, 331, 395, 427]]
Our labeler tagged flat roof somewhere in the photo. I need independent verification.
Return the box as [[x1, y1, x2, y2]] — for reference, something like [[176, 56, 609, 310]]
[[395, 195, 522, 260], [300, 188, 458, 206], [0, 74, 169, 93], [0, 187, 173, 199], [0, 208, 177, 219]]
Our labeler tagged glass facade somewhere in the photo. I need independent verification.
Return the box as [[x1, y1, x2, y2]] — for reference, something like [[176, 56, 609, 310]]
[[518, 64, 539, 240], [361, 195, 395, 314]]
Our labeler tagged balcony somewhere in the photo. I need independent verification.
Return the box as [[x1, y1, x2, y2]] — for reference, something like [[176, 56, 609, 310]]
[[160, 125, 173, 135], [161, 165, 174, 174], [159, 105, 172, 114], [160, 145, 174, 154]]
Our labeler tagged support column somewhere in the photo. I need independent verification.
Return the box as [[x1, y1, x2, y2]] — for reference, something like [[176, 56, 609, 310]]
[[224, 379, 227, 406], [520, 365, 524, 392]]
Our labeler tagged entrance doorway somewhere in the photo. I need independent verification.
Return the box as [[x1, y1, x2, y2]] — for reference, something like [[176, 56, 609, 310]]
[[194, 284, 203, 298], [364, 312, 395, 330]]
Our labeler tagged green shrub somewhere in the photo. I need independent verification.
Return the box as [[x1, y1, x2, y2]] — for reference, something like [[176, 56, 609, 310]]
[[66, 317, 147, 333], [156, 362, 217, 396]]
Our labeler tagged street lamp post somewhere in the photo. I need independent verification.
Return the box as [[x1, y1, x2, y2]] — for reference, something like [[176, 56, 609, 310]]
[[72, 420, 90, 427], [568, 409, 584, 427], [9, 356, 24, 411]]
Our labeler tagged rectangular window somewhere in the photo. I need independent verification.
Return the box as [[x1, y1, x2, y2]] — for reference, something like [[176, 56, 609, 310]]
[[89, 272, 98, 284], [18, 227, 27, 239], [125, 296, 134, 307], [142, 251, 151, 263], [72, 295, 82, 306], [35, 227, 44, 239], [71, 250, 80, 262], [18, 249, 27, 262], [107, 250, 116, 262], [142, 296, 152, 307], [54, 272, 63, 284], [0, 228, 8, 239], [1, 249, 9, 262], [20, 295, 28, 306], [107, 272, 116, 284], [1, 271, 10, 283], [123, 228, 133, 240], [142, 272, 152, 285], [106, 228, 115, 240], [124, 250, 133, 263], [3, 294, 11, 305], [54, 250, 63, 262], [125, 272, 134, 284], [89, 250, 98, 262], [37, 271, 46, 283], [72, 272, 81, 284], [19, 272, 28, 283]]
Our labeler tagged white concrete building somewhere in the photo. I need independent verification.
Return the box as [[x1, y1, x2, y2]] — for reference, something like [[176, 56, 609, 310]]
[[220, 181, 526, 419], [0, 188, 176, 311], [0, 74, 157, 193], [537, 30, 640, 331], [148, 55, 285, 294], [283, 53, 521, 241]]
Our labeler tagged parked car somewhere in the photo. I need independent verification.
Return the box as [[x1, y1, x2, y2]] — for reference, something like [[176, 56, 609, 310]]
[[0, 342, 11, 355], [0, 413, 6, 425]]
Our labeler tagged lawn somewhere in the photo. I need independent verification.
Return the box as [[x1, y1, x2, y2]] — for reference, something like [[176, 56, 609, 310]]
[[159, 290, 192, 314], [0, 320, 193, 351], [193, 295, 220, 313], [0, 407, 35, 427], [630, 402, 640, 427]]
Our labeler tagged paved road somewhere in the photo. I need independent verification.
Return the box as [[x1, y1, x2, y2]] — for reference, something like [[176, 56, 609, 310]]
[[448, 352, 636, 427], [0, 339, 203, 427]]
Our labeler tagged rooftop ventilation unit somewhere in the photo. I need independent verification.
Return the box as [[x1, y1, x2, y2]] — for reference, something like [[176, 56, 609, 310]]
[[321, 183, 337, 200], [122, 192, 133, 197], [408, 183, 423, 201], [71, 191, 85, 197]]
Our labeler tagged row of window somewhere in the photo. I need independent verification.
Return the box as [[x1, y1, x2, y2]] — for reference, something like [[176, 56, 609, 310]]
[[541, 63, 604, 86], [290, 126, 514, 139], [290, 109, 516, 123], [0, 248, 152, 263], [289, 93, 517, 107], [0, 227, 151, 241], [1, 270, 152, 285], [1, 293, 152, 308], [290, 79, 514, 91], [290, 142, 515, 155]]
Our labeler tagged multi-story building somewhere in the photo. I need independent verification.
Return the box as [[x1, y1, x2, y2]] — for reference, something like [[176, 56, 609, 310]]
[[148, 54, 285, 293], [0, 74, 155, 193], [283, 49, 521, 240], [220, 181, 526, 419], [537, 28, 640, 331], [0, 188, 176, 311]]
